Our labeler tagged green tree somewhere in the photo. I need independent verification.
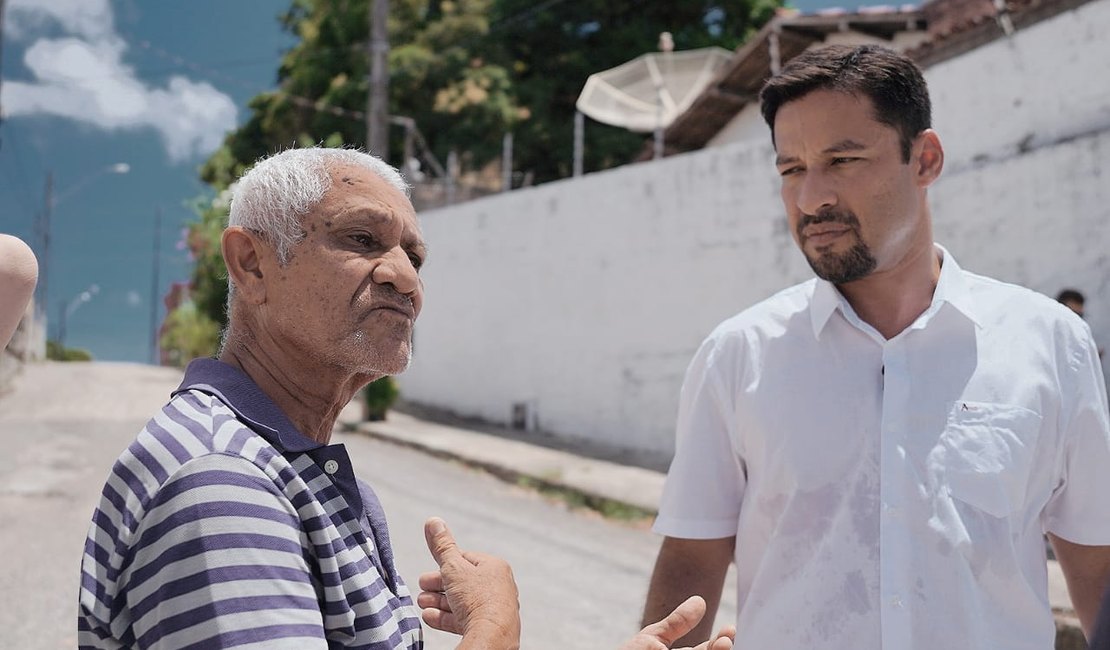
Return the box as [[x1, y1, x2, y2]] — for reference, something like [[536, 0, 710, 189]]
[[488, 0, 781, 180], [46, 340, 93, 361], [160, 300, 222, 368], [199, 0, 521, 192], [173, 0, 781, 336]]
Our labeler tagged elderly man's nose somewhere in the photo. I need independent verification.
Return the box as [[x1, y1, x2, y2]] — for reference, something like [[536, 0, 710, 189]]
[[372, 248, 420, 295]]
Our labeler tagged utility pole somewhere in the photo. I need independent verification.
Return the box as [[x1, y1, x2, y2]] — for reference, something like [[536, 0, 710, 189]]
[[366, 0, 390, 158], [35, 171, 53, 320], [501, 132, 513, 192], [149, 208, 162, 365], [0, 0, 8, 151]]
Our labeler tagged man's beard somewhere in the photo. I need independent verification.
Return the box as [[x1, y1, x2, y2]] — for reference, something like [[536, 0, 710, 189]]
[[798, 209, 877, 284]]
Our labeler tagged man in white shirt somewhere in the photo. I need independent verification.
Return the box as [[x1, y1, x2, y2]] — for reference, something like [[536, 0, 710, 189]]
[[640, 44, 1110, 649]]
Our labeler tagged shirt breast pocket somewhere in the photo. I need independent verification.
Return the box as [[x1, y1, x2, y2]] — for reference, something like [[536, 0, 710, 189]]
[[939, 401, 1043, 518]]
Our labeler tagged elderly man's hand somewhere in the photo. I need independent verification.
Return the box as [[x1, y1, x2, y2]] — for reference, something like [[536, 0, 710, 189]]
[[418, 517, 520, 649], [621, 596, 735, 650]]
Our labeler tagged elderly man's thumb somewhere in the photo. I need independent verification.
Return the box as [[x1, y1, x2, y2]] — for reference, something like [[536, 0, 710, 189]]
[[423, 516, 459, 565]]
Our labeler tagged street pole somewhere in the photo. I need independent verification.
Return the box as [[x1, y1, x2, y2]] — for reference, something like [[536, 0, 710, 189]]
[[501, 132, 513, 192], [57, 285, 98, 348], [31, 164, 128, 331], [0, 0, 7, 150], [37, 171, 53, 319], [149, 208, 162, 365], [56, 299, 66, 348], [573, 111, 584, 177], [366, 0, 390, 158]]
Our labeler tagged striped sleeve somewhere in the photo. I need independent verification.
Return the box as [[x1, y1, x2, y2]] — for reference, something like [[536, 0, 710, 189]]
[[119, 453, 328, 649]]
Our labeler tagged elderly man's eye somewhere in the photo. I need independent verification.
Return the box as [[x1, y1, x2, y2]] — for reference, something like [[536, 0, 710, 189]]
[[408, 253, 424, 271], [352, 234, 377, 247]]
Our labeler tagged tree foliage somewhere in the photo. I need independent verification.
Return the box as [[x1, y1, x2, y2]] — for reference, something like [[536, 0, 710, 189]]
[[198, 0, 781, 190], [162, 0, 781, 356], [159, 300, 222, 368], [488, 0, 781, 179], [46, 340, 93, 361]]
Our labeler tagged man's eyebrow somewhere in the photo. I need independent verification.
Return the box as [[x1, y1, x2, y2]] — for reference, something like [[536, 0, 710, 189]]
[[404, 238, 428, 256], [776, 139, 871, 166], [331, 206, 394, 225], [823, 139, 868, 154]]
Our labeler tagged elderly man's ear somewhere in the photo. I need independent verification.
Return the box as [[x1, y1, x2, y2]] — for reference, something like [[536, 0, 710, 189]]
[[222, 226, 269, 305]]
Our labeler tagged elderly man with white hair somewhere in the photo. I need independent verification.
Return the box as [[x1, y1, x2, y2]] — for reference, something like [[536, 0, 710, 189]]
[[77, 147, 734, 650]]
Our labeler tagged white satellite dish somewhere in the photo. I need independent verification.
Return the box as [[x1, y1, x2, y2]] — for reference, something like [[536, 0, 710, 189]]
[[576, 46, 732, 133]]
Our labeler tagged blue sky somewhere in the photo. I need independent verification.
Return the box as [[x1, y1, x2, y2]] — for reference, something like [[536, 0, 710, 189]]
[[0, 0, 854, 363]]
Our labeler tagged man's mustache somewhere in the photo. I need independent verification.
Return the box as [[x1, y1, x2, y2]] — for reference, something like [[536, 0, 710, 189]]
[[797, 209, 861, 239]]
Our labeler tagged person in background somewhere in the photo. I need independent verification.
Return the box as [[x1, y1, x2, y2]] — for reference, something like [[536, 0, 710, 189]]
[[77, 146, 735, 650], [1057, 288, 1105, 358], [1058, 288, 1087, 318], [641, 45, 1110, 649], [0, 234, 38, 350]]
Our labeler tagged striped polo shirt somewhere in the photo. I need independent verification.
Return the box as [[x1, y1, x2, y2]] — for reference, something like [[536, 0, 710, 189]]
[[78, 358, 423, 649]]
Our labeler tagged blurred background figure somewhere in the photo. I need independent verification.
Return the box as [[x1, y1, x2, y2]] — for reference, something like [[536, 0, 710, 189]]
[[1058, 288, 1087, 319], [1058, 288, 1104, 358], [0, 235, 38, 350]]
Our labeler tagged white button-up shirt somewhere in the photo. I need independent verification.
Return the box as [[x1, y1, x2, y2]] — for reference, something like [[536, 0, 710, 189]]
[[655, 246, 1110, 649]]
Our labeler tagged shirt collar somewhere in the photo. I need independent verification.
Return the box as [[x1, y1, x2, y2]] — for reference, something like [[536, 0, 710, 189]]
[[809, 244, 981, 339], [930, 244, 982, 328], [172, 357, 323, 453]]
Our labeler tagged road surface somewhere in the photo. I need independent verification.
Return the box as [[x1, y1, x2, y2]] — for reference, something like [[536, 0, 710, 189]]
[[0, 361, 736, 649]]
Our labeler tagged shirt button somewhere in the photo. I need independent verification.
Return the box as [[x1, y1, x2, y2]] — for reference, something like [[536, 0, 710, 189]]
[[324, 460, 340, 474]]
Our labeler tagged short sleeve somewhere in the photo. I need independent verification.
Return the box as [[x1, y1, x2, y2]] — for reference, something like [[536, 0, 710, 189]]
[[1042, 326, 1110, 544], [653, 335, 746, 539], [107, 455, 327, 649]]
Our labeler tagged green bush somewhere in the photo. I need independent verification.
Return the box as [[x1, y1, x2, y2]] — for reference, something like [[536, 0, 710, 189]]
[[46, 340, 93, 361], [364, 376, 399, 421], [160, 300, 221, 368]]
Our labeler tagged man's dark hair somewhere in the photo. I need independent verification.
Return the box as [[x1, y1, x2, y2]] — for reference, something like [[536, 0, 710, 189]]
[[759, 44, 932, 162], [1057, 288, 1086, 305]]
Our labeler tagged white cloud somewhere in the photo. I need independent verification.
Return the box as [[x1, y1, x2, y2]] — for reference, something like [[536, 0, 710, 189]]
[[6, 0, 116, 42], [2, 0, 237, 162]]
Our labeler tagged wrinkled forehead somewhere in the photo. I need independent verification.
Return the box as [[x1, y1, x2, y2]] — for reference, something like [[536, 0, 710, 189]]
[[315, 163, 418, 222]]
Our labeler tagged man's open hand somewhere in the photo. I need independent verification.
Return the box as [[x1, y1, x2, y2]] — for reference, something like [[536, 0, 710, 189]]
[[621, 596, 735, 650]]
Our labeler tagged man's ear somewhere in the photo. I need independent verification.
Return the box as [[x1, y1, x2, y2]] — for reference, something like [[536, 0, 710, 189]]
[[222, 227, 268, 304], [914, 129, 944, 188]]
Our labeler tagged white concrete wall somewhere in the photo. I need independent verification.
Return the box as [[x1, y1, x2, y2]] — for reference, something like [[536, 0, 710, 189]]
[[401, 0, 1110, 462], [708, 103, 766, 147], [927, 0, 1110, 372], [405, 140, 799, 463]]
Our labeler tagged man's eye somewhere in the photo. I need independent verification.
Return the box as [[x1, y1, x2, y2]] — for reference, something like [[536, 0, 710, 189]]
[[831, 157, 858, 165], [352, 234, 377, 247], [408, 254, 424, 271], [779, 167, 802, 177]]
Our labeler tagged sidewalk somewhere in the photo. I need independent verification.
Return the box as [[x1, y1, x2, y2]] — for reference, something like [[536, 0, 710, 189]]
[[347, 410, 1086, 646]]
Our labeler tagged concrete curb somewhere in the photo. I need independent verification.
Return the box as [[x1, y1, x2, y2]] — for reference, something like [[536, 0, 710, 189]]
[[350, 412, 663, 515], [347, 411, 1086, 646]]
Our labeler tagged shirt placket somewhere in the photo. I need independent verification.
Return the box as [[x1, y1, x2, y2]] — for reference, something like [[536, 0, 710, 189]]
[[879, 340, 912, 649]]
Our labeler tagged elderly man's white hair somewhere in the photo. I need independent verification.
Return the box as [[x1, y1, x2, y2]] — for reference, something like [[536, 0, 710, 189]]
[[229, 147, 410, 266]]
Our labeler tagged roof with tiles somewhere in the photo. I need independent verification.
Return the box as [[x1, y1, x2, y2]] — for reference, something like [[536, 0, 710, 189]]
[[638, 0, 1096, 160]]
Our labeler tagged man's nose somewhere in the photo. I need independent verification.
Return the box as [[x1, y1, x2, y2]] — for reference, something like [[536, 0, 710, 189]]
[[795, 171, 837, 216], [371, 247, 420, 297]]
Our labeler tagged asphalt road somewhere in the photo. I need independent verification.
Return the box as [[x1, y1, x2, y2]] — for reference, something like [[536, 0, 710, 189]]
[[0, 362, 736, 649]]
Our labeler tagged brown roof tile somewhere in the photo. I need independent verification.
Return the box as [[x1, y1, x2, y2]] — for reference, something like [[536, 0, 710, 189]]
[[637, 0, 1095, 160]]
